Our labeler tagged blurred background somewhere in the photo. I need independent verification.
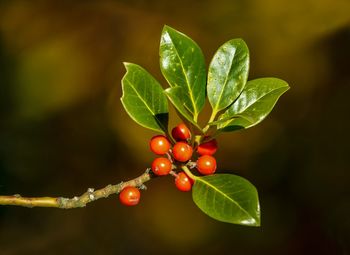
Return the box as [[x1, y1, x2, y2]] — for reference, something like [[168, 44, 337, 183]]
[[0, 0, 349, 254]]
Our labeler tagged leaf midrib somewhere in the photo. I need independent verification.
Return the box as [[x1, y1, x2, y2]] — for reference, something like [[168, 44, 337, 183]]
[[211, 46, 237, 113], [197, 178, 253, 220], [224, 114, 255, 126], [226, 85, 288, 118], [124, 77, 156, 115], [165, 88, 193, 120], [168, 32, 199, 119]]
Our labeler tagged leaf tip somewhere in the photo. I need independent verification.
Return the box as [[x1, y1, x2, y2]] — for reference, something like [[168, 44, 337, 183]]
[[162, 24, 174, 33], [121, 63, 131, 86], [161, 25, 186, 40], [238, 218, 260, 227], [250, 211, 261, 227], [123, 62, 132, 69], [285, 82, 291, 90], [253, 217, 261, 227]]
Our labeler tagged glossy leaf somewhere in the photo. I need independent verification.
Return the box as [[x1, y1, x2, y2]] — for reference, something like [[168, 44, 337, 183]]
[[160, 25, 206, 121], [208, 39, 249, 113], [192, 174, 260, 226], [164, 87, 202, 132], [121, 63, 168, 133], [216, 78, 289, 131]]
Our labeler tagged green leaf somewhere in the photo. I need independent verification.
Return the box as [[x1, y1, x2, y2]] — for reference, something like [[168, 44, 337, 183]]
[[121, 63, 168, 133], [208, 39, 249, 113], [164, 87, 202, 132], [160, 25, 206, 122], [192, 174, 260, 226], [216, 78, 289, 131]]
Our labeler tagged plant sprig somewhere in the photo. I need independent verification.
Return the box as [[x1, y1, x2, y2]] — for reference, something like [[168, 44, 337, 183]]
[[120, 25, 289, 226], [0, 25, 289, 227]]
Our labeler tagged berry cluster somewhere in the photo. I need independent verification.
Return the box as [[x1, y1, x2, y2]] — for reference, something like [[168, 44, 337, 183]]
[[119, 123, 218, 206]]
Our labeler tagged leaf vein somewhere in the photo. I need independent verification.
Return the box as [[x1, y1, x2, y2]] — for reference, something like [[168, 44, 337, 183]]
[[124, 78, 155, 116], [198, 178, 253, 219], [169, 37, 199, 118]]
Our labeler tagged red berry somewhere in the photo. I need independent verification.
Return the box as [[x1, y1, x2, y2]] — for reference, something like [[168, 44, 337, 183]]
[[197, 155, 217, 175], [172, 142, 193, 162], [119, 186, 140, 206], [175, 172, 193, 192], [172, 123, 191, 141], [150, 135, 171, 155], [151, 157, 172, 176], [197, 139, 218, 156]]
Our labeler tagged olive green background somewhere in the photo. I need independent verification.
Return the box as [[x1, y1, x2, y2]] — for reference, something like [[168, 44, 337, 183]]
[[0, 0, 349, 254]]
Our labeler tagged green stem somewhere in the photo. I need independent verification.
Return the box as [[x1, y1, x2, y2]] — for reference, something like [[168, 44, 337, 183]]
[[208, 110, 218, 123], [193, 112, 198, 123], [203, 110, 218, 133], [194, 135, 202, 147], [181, 165, 198, 180]]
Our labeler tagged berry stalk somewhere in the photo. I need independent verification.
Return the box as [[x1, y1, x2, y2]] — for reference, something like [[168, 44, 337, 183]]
[[181, 165, 197, 180]]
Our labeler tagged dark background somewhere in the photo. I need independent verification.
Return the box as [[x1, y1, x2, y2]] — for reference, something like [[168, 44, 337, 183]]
[[0, 0, 349, 254]]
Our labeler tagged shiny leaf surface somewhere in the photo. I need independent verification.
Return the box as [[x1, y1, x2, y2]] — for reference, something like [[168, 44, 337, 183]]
[[208, 39, 249, 113], [217, 78, 289, 131], [164, 87, 202, 131], [192, 174, 260, 226], [121, 63, 168, 133], [160, 25, 206, 121]]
